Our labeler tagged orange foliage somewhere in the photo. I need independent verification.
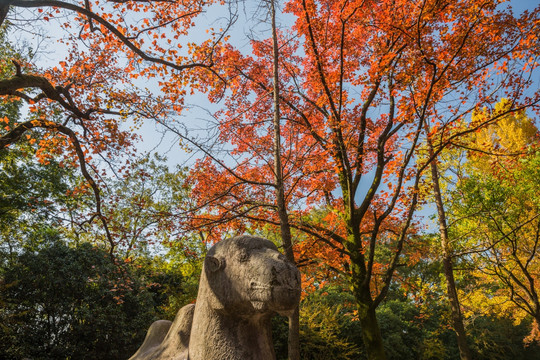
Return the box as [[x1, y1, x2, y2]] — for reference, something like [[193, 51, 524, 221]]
[[1, 1, 538, 307], [184, 0, 540, 311], [0, 0, 219, 250]]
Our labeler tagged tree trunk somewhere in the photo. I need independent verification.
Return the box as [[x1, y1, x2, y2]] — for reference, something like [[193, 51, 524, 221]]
[[357, 302, 387, 360], [270, 1, 300, 359], [427, 141, 472, 360], [343, 207, 388, 360]]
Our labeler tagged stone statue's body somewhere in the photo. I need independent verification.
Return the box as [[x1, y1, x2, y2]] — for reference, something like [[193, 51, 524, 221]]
[[129, 235, 301, 360]]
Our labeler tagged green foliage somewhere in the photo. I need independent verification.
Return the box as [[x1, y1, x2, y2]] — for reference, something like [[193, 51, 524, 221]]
[[299, 301, 362, 360], [0, 238, 156, 360], [271, 315, 289, 360], [133, 251, 201, 320], [468, 316, 540, 360], [378, 300, 430, 360], [272, 286, 362, 360], [0, 83, 84, 253], [447, 148, 540, 323], [0, 53, 81, 254], [0, 148, 77, 251], [271, 281, 540, 360], [103, 153, 192, 255]]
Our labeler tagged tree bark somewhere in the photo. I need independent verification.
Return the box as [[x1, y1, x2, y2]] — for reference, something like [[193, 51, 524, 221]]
[[347, 246, 387, 360], [270, 1, 300, 359], [427, 140, 472, 360], [357, 298, 387, 360]]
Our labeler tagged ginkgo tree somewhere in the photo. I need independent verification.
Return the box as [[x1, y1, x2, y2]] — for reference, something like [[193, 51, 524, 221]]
[[418, 97, 540, 359], [183, 1, 540, 359], [445, 102, 540, 345]]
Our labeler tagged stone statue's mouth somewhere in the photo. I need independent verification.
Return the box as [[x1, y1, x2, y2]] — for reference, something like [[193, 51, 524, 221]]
[[250, 284, 271, 290], [249, 281, 301, 314], [249, 282, 272, 304], [249, 282, 300, 293]]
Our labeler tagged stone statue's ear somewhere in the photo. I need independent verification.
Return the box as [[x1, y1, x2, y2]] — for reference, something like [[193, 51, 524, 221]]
[[205, 255, 224, 272]]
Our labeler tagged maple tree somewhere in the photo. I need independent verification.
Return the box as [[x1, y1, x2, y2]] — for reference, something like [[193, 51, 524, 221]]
[[184, 1, 540, 358], [0, 0, 224, 252]]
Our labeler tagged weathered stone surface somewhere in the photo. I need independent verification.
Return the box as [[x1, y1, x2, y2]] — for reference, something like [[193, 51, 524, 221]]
[[130, 305, 194, 360], [129, 235, 301, 360], [128, 320, 173, 359]]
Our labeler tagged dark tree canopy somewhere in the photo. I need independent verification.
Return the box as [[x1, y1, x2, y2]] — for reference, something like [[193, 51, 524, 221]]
[[0, 239, 156, 360]]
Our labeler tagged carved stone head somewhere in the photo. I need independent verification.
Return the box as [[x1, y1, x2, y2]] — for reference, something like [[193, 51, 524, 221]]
[[201, 235, 301, 317]]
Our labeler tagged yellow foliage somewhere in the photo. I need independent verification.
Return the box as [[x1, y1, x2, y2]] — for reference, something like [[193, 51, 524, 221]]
[[458, 280, 528, 326], [471, 98, 537, 154], [467, 98, 538, 174]]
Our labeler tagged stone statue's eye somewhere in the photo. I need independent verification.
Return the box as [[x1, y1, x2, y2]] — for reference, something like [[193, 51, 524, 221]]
[[238, 249, 249, 262]]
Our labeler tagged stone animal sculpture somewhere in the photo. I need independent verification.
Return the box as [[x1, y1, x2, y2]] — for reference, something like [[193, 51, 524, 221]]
[[129, 235, 301, 360]]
